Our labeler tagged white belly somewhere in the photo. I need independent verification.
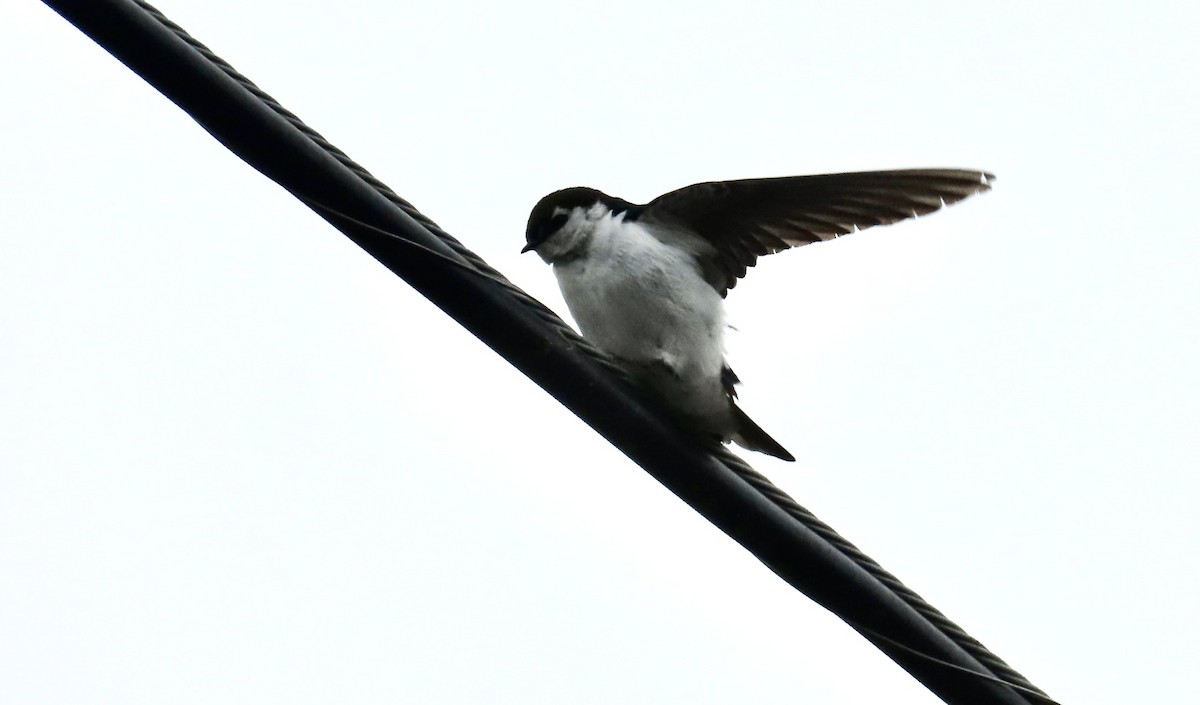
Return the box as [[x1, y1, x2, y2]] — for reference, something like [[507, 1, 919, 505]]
[[553, 219, 732, 426]]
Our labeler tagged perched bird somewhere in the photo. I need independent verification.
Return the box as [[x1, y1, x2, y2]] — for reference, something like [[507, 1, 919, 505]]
[[523, 169, 993, 461]]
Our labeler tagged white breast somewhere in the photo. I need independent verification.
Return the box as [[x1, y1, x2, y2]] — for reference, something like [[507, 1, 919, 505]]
[[552, 210, 731, 424]]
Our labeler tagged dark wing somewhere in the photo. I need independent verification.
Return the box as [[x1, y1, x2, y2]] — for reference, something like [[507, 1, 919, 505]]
[[640, 168, 993, 297]]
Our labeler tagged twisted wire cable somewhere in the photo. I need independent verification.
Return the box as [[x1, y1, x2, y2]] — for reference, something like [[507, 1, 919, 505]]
[[718, 449, 1050, 700]]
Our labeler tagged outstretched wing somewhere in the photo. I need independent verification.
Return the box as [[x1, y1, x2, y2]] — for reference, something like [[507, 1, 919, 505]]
[[640, 168, 993, 297]]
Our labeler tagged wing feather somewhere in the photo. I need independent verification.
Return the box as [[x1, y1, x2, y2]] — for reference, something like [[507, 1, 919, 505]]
[[640, 168, 993, 296]]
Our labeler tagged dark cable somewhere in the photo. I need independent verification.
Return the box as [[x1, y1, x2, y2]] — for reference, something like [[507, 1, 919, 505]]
[[40, 1, 1055, 703]]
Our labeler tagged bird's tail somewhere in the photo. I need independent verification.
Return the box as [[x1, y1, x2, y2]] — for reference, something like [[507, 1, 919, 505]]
[[730, 403, 795, 462]]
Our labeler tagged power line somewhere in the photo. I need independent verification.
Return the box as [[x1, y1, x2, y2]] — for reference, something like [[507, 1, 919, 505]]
[[40, 1, 1055, 703]]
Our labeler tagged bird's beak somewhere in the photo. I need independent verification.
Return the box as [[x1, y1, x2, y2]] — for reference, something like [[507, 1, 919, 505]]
[[521, 242, 536, 254]]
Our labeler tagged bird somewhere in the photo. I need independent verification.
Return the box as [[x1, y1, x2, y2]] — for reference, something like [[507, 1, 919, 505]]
[[522, 169, 993, 461]]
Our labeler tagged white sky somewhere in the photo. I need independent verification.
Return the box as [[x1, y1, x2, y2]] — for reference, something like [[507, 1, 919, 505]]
[[3, 2, 1197, 703]]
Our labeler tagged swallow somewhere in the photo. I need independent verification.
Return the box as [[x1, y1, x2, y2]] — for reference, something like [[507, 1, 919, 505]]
[[523, 169, 993, 460]]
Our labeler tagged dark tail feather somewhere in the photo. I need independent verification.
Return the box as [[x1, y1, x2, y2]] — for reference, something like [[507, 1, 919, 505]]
[[730, 404, 795, 462]]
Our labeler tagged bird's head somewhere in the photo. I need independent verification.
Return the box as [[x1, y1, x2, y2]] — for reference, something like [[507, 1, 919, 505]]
[[522, 187, 637, 262]]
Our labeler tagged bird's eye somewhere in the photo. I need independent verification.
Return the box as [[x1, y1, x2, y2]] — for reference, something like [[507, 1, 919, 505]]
[[544, 212, 569, 237]]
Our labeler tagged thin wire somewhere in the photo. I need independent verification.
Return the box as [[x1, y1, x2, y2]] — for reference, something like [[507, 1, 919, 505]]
[[852, 625, 1061, 705], [295, 194, 633, 380], [718, 448, 1050, 698]]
